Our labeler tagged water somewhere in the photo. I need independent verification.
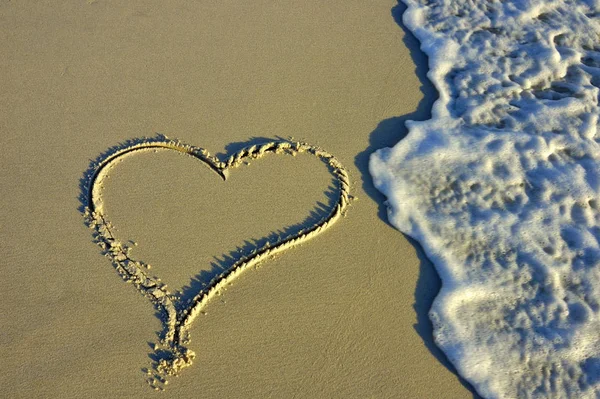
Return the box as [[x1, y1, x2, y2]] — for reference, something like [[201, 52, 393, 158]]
[[369, 1, 600, 397]]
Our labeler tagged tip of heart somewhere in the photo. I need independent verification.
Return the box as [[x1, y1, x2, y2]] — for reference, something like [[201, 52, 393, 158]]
[[82, 136, 351, 389]]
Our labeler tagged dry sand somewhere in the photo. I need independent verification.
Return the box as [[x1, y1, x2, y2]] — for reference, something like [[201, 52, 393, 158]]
[[1, 1, 475, 397]]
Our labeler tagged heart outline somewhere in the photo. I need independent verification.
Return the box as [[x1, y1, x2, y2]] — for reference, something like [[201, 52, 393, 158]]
[[82, 136, 350, 386]]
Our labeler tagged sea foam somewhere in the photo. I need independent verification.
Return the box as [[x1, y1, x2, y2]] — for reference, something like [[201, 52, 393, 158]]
[[370, 0, 600, 397]]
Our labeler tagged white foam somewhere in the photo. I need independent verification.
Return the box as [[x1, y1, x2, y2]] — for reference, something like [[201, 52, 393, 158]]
[[370, 1, 600, 397]]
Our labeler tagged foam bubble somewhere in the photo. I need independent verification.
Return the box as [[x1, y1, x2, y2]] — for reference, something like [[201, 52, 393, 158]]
[[370, 1, 600, 397]]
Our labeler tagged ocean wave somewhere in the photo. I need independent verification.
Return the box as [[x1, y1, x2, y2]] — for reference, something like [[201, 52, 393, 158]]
[[370, 0, 600, 397]]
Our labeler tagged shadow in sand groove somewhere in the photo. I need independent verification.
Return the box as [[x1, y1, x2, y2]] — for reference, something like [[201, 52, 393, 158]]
[[354, 2, 481, 398]]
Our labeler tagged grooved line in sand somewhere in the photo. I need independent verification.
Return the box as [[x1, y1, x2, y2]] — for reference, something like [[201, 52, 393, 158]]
[[82, 137, 350, 389]]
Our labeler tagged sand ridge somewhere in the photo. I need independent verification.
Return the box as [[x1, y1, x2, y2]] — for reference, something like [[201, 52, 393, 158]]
[[81, 136, 351, 390]]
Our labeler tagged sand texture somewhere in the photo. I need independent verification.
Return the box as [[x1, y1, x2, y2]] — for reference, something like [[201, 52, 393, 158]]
[[1, 1, 474, 397]]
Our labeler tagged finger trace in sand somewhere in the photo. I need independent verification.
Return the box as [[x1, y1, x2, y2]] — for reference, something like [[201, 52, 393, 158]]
[[81, 136, 350, 389]]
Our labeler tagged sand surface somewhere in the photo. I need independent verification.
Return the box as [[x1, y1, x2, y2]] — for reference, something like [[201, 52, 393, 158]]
[[1, 1, 474, 397]]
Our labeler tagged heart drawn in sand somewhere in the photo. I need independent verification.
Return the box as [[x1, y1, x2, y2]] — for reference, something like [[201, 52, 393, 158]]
[[81, 136, 350, 388]]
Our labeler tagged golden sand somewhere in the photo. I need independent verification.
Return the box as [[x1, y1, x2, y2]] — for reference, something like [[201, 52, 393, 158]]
[[0, 1, 474, 397]]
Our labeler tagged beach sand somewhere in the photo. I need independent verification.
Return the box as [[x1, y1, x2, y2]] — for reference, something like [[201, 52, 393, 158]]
[[1, 1, 474, 397]]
